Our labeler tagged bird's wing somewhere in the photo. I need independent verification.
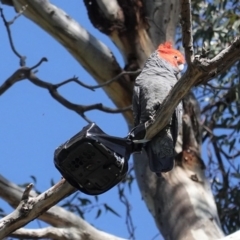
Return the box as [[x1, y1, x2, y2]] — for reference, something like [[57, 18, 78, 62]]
[[171, 102, 182, 146], [132, 85, 141, 127]]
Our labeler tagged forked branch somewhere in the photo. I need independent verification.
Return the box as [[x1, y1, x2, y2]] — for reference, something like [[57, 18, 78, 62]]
[[144, 35, 240, 140], [0, 175, 126, 239], [0, 66, 131, 122]]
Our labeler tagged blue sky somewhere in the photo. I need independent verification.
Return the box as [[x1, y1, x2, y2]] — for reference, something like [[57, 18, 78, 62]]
[[0, 1, 161, 239]]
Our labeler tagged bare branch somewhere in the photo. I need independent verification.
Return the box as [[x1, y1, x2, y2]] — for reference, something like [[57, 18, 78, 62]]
[[199, 38, 240, 84], [4, 0, 133, 122], [0, 68, 27, 95], [117, 185, 135, 240], [202, 86, 237, 114], [0, 175, 126, 240], [55, 70, 141, 91], [144, 36, 240, 140], [205, 83, 234, 90], [219, 147, 240, 162], [212, 139, 229, 188], [89, 70, 141, 90], [21, 183, 33, 201], [0, 7, 26, 66], [29, 57, 48, 70], [11, 227, 82, 239], [7, 4, 28, 25], [27, 72, 132, 118], [0, 67, 131, 122], [54, 76, 95, 91], [0, 178, 75, 238], [207, 37, 240, 71], [180, 0, 194, 64]]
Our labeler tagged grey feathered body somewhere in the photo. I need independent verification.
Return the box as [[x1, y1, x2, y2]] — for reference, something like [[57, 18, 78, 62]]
[[133, 51, 182, 172]]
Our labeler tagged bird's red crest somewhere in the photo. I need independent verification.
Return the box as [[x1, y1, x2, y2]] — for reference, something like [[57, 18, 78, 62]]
[[157, 42, 185, 69]]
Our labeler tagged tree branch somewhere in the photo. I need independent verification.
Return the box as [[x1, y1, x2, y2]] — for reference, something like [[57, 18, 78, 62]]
[[0, 67, 131, 122], [0, 175, 126, 240], [207, 37, 240, 71], [55, 70, 141, 91], [144, 36, 240, 140], [0, 178, 75, 238], [0, 7, 26, 66], [202, 84, 238, 143], [134, 91, 224, 240], [11, 227, 85, 239], [180, 0, 194, 64], [3, 0, 133, 122], [117, 184, 135, 240]]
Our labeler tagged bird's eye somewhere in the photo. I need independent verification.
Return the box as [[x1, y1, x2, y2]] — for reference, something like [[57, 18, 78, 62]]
[[174, 56, 178, 59]]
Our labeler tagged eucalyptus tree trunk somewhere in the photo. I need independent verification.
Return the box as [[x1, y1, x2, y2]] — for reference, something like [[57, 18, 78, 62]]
[[1, 0, 226, 239]]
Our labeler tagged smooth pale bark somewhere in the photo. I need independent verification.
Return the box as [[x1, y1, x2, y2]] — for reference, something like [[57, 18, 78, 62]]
[[134, 152, 224, 240], [144, 0, 180, 45], [0, 175, 126, 240]]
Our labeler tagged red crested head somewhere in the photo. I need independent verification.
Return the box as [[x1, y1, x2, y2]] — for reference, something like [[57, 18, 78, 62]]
[[157, 42, 185, 70]]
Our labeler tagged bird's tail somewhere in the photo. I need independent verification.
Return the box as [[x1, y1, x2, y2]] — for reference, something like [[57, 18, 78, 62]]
[[145, 126, 175, 173]]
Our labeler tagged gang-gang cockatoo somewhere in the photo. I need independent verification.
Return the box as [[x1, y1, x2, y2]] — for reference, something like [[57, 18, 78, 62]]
[[132, 42, 185, 175]]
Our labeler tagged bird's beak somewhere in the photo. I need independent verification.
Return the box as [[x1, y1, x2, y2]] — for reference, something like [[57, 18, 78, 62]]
[[178, 64, 184, 71]]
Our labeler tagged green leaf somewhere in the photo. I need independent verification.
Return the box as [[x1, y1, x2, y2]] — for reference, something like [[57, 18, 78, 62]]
[[228, 138, 236, 153], [50, 178, 55, 186], [231, 173, 240, 179], [75, 206, 84, 219], [118, 187, 124, 198], [104, 204, 121, 218], [78, 198, 92, 206], [95, 209, 102, 219]]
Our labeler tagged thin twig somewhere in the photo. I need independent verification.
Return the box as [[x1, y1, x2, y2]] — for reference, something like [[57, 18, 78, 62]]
[[0, 66, 131, 123], [117, 185, 135, 240], [28, 72, 132, 119], [54, 76, 95, 91], [30, 57, 48, 70], [0, 8, 26, 66], [54, 70, 141, 91], [219, 148, 240, 165], [205, 83, 235, 90], [0, 178, 76, 239], [90, 70, 141, 89], [11, 227, 74, 239], [207, 37, 240, 71], [8, 5, 28, 25], [21, 183, 33, 201]]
